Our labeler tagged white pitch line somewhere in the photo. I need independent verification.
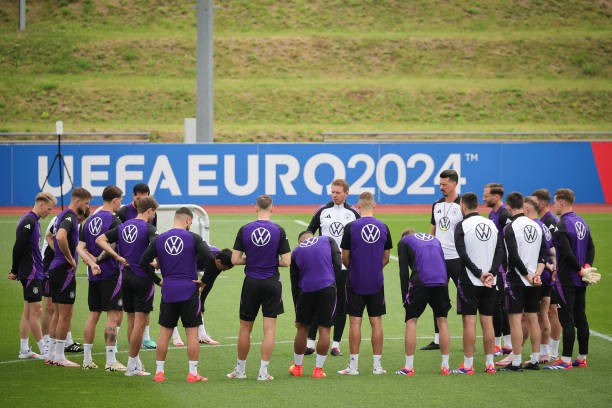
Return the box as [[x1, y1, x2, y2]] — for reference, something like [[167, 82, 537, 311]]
[[390, 255, 398, 262], [590, 330, 612, 342], [294, 220, 308, 227]]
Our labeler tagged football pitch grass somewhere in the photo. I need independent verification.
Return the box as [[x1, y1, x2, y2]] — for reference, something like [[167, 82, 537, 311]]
[[1, 212, 611, 407]]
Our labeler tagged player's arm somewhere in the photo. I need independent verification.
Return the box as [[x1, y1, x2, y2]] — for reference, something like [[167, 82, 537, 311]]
[[139, 237, 162, 286], [382, 225, 393, 267], [454, 222, 482, 278], [45, 228, 55, 253], [95, 227, 127, 266], [9, 218, 33, 278], [194, 233, 214, 270], [306, 207, 323, 234], [586, 233, 595, 266], [231, 227, 247, 265], [289, 255, 300, 306], [56, 220, 77, 269], [277, 227, 291, 267], [340, 222, 351, 268], [429, 203, 437, 235], [491, 234, 503, 276], [397, 240, 412, 305], [554, 227, 582, 272], [329, 238, 342, 278], [503, 227, 529, 277]]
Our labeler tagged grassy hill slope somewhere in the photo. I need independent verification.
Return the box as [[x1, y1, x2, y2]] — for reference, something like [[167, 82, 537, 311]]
[[0, 0, 610, 142]]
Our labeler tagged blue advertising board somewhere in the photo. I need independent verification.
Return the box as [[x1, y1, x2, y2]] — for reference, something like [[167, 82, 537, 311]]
[[0, 142, 607, 206]]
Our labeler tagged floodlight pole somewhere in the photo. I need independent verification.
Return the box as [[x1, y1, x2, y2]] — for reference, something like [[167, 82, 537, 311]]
[[196, 0, 214, 143], [19, 0, 26, 31]]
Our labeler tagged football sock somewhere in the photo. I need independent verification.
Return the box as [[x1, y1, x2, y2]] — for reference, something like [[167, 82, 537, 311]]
[[20, 338, 29, 353], [540, 344, 549, 356], [127, 356, 137, 371], [143, 326, 151, 341], [332, 341, 340, 349], [530, 352, 540, 364], [56, 340, 66, 361], [577, 354, 587, 361], [434, 333, 440, 345], [259, 360, 269, 377], [549, 339, 560, 357], [198, 323, 207, 339], [485, 354, 494, 366], [106, 346, 116, 365], [66, 331, 74, 345], [373, 355, 382, 370], [503, 335, 512, 348], [48, 338, 56, 361], [156, 360, 165, 374], [494, 337, 502, 348], [349, 354, 359, 371], [37, 339, 45, 354], [561, 356, 571, 364], [306, 338, 315, 349], [189, 360, 198, 376], [441, 354, 449, 368], [172, 327, 181, 342], [511, 353, 521, 367], [83, 343, 93, 363], [463, 356, 474, 368], [315, 353, 327, 368], [294, 353, 304, 366], [236, 358, 246, 373], [405, 355, 414, 370]]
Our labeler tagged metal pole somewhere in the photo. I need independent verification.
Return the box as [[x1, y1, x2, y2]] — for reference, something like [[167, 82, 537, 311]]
[[196, 0, 213, 143], [19, 0, 26, 31]]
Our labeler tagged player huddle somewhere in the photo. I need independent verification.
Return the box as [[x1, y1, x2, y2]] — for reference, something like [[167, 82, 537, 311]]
[[9, 172, 598, 382]]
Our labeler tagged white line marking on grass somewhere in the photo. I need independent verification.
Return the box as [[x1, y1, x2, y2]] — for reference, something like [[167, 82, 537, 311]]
[[294, 220, 308, 227], [590, 330, 612, 342], [390, 255, 398, 262]]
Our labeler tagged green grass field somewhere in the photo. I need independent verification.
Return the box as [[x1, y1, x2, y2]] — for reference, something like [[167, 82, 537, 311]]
[[1, 211, 611, 407]]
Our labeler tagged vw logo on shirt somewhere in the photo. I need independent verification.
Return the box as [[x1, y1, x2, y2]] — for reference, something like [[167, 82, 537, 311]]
[[361, 224, 381, 243], [415, 233, 434, 241], [575, 221, 587, 240], [122, 224, 138, 243], [475, 223, 492, 241], [329, 222, 344, 237], [299, 236, 319, 248], [251, 227, 271, 247], [439, 216, 451, 232], [164, 236, 184, 255], [88, 217, 103, 236], [523, 224, 538, 243]]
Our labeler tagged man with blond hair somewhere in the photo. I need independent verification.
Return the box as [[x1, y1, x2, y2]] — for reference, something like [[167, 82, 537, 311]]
[[338, 192, 392, 376], [228, 195, 291, 381], [8, 192, 57, 360]]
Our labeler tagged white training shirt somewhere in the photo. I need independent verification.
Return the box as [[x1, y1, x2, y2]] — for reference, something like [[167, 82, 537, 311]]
[[431, 197, 463, 259], [504, 214, 543, 287], [455, 213, 499, 286]]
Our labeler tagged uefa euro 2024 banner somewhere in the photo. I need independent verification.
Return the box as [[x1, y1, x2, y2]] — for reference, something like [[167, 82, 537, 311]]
[[1, 142, 610, 206]]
